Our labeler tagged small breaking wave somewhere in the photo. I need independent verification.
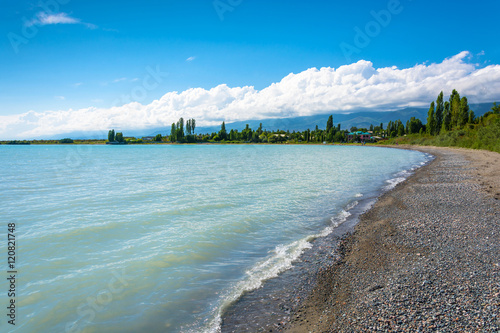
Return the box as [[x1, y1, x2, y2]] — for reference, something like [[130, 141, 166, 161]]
[[203, 199, 361, 332], [203, 237, 314, 332], [383, 153, 434, 191], [384, 175, 407, 191]]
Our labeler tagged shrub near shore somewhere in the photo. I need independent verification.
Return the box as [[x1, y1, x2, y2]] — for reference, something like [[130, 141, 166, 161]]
[[383, 112, 500, 153], [378, 91, 500, 153]]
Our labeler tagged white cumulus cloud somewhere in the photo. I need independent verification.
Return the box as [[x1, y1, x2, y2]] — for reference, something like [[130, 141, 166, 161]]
[[1, 51, 500, 139]]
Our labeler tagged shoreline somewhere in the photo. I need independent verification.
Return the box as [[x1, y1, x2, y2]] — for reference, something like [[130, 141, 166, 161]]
[[219, 146, 431, 332], [221, 146, 500, 332], [284, 146, 500, 332], [220, 185, 384, 332]]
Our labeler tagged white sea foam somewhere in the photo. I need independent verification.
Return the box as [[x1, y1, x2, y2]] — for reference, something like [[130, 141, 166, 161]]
[[384, 176, 406, 191], [204, 199, 361, 332], [345, 200, 359, 211], [204, 237, 314, 333], [383, 153, 434, 192]]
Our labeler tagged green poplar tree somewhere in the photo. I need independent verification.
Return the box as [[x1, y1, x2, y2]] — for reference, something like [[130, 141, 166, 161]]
[[450, 90, 461, 128], [219, 121, 227, 140], [247, 128, 253, 142], [108, 129, 115, 142], [326, 115, 333, 133], [190, 119, 196, 136], [397, 124, 405, 136], [170, 123, 176, 142], [176, 118, 185, 141], [427, 101, 436, 135], [442, 101, 451, 132], [435, 91, 444, 134], [459, 97, 469, 128], [468, 110, 475, 124]]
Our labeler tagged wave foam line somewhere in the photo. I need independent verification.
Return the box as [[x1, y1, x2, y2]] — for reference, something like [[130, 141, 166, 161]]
[[383, 154, 434, 192], [204, 201, 360, 332]]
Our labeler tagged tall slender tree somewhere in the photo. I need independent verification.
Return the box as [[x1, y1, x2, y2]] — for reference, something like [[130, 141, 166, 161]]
[[326, 115, 333, 133], [176, 118, 185, 141], [108, 129, 115, 142], [449, 89, 459, 104], [170, 123, 176, 142], [468, 110, 475, 124], [427, 101, 436, 135], [450, 90, 461, 128], [442, 101, 451, 132], [191, 119, 196, 135], [219, 121, 227, 140], [435, 91, 444, 134], [397, 124, 405, 136], [459, 97, 469, 128]]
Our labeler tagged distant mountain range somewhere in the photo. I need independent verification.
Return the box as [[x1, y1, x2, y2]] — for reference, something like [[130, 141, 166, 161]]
[[49, 102, 495, 140], [148, 102, 494, 136]]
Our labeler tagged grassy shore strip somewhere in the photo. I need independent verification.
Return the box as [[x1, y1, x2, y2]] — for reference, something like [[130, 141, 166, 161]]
[[284, 146, 500, 332]]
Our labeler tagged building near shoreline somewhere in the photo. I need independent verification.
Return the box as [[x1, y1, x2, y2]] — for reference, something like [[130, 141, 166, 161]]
[[347, 131, 372, 142]]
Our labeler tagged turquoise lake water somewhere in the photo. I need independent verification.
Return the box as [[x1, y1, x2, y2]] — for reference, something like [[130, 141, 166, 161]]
[[0, 145, 431, 332]]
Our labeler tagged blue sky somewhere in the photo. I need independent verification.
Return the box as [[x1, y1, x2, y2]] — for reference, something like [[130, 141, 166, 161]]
[[1, 0, 500, 138]]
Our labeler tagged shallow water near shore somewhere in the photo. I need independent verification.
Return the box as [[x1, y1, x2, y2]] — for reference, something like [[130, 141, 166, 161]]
[[0, 145, 431, 332]]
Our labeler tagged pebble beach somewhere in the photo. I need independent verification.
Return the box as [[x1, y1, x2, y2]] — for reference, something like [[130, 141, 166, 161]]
[[285, 146, 500, 332], [221, 146, 500, 332]]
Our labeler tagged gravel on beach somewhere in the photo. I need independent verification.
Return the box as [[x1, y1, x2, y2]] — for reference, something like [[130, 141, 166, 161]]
[[285, 147, 500, 332]]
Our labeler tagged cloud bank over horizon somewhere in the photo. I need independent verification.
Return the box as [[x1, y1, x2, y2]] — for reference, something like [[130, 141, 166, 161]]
[[2, 51, 500, 139]]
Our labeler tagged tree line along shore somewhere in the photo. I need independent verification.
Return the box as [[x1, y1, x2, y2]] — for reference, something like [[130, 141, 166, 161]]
[[3, 90, 499, 153]]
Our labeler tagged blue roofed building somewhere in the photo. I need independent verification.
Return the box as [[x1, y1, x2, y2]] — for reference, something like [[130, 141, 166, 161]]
[[347, 131, 372, 142]]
